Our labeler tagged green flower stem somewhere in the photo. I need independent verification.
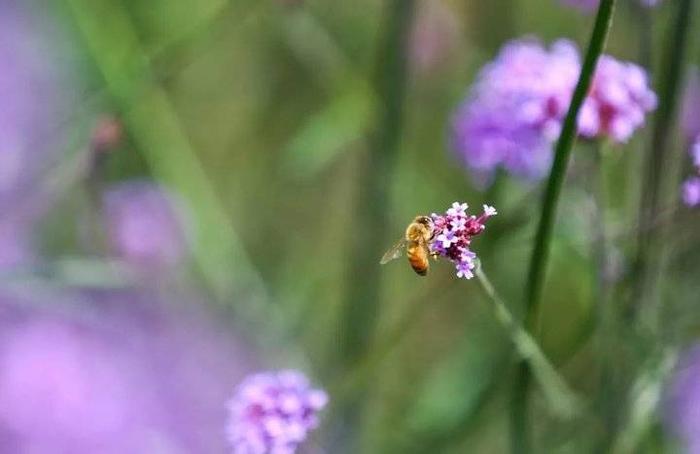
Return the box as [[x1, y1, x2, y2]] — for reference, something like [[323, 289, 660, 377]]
[[475, 266, 581, 418], [633, 0, 696, 325], [513, 1, 617, 452]]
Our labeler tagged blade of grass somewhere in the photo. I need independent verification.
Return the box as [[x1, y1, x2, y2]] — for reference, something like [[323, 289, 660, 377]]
[[513, 1, 617, 452], [476, 265, 581, 419]]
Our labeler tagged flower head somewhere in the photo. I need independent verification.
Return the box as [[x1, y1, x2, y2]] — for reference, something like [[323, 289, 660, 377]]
[[682, 177, 700, 207], [452, 38, 655, 185], [578, 56, 657, 142], [451, 39, 579, 182], [430, 202, 496, 279], [227, 370, 328, 454]]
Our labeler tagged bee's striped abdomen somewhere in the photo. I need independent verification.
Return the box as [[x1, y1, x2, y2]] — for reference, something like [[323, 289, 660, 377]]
[[407, 243, 429, 276]]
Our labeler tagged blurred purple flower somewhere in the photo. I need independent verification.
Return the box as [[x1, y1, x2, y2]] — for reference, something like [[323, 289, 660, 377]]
[[0, 290, 252, 453], [226, 370, 328, 454], [0, 2, 77, 267], [682, 177, 700, 207], [561, 0, 662, 11], [452, 38, 655, 184], [103, 181, 190, 269], [430, 202, 496, 279], [578, 56, 657, 142], [451, 39, 579, 182], [665, 345, 700, 453]]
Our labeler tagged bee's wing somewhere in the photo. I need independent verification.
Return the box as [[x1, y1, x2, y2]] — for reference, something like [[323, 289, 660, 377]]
[[380, 238, 408, 265]]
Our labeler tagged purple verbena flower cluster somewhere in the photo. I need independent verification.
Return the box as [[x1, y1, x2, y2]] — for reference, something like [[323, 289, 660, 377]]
[[226, 370, 328, 454], [452, 38, 656, 184], [430, 202, 497, 279], [451, 39, 579, 182], [578, 56, 657, 142]]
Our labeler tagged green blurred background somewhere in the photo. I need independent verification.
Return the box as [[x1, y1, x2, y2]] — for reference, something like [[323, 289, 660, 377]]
[[34, 0, 700, 452]]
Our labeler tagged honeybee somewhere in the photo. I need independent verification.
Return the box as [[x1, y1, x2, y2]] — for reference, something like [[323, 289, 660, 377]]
[[380, 216, 436, 275]]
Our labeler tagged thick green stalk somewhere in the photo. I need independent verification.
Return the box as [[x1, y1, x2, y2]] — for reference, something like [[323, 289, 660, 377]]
[[512, 1, 617, 452], [633, 0, 695, 324], [339, 0, 416, 364]]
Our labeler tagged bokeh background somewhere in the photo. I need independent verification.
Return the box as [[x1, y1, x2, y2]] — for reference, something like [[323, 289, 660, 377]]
[[2, 0, 700, 452]]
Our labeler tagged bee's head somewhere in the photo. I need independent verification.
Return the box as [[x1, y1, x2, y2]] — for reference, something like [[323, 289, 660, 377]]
[[414, 215, 433, 227]]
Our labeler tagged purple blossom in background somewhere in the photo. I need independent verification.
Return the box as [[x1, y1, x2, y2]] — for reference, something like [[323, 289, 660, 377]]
[[452, 38, 655, 184], [578, 56, 657, 142], [682, 177, 700, 207], [226, 370, 328, 454], [561, 0, 662, 11], [430, 202, 496, 279], [103, 181, 190, 269], [665, 345, 700, 453], [0, 290, 252, 453], [451, 39, 579, 182]]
